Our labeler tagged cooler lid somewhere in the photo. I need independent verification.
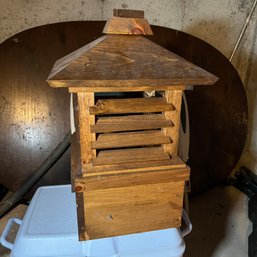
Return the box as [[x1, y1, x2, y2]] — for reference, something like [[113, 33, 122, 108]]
[[9, 185, 186, 257]]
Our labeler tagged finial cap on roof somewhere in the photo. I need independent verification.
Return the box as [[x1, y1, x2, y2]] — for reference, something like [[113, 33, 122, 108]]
[[103, 9, 153, 35]]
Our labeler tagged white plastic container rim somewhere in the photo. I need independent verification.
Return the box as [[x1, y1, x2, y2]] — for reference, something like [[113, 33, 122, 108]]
[[1, 209, 191, 252], [1, 184, 192, 257]]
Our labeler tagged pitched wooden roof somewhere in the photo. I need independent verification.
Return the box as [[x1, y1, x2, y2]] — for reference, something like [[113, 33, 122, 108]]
[[47, 25, 218, 92]]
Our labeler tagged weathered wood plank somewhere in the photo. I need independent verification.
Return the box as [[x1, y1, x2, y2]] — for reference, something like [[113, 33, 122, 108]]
[[77, 92, 96, 164], [163, 90, 183, 155], [47, 36, 107, 80], [48, 34, 218, 89], [90, 97, 175, 115], [91, 114, 173, 133], [92, 130, 171, 149], [93, 146, 170, 166]]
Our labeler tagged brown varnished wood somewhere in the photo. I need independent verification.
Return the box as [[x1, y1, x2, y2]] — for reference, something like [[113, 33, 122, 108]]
[[91, 114, 173, 133], [70, 93, 82, 190], [47, 36, 107, 81], [76, 192, 87, 241], [103, 17, 153, 35], [76, 163, 189, 239], [163, 90, 183, 155], [92, 146, 170, 166], [71, 132, 81, 190], [68, 84, 187, 92], [92, 130, 171, 149], [90, 97, 174, 115], [47, 34, 218, 89], [81, 180, 185, 239], [85, 156, 187, 174], [76, 167, 190, 191], [77, 92, 96, 165]]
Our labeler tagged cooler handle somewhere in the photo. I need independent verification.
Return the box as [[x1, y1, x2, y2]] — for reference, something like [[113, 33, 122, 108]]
[[0, 218, 22, 250], [180, 209, 192, 237]]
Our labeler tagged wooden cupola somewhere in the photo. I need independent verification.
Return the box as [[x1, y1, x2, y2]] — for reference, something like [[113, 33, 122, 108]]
[[47, 9, 218, 241]]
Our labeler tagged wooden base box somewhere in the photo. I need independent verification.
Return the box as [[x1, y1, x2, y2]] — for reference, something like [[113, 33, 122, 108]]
[[75, 163, 190, 240]]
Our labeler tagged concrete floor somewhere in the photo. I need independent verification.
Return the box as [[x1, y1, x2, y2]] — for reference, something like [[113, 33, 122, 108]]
[[184, 186, 250, 257], [0, 186, 250, 257]]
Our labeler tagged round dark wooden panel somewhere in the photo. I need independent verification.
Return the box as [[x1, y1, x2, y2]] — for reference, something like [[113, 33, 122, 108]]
[[0, 22, 247, 195]]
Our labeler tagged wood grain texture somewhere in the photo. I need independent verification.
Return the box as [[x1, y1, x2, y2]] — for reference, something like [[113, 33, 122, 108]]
[[85, 181, 184, 207], [77, 92, 96, 164], [47, 36, 107, 81], [71, 93, 81, 190], [71, 132, 81, 190], [76, 166, 190, 191], [80, 181, 185, 239], [76, 192, 87, 241], [103, 17, 153, 35], [47, 34, 218, 89], [91, 114, 173, 133], [68, 84, 187, 93], [92, 146, 170, 166], [90, 97, 174, 115], [163, 90, 183, 155], [84, 156, 187, 174], [92, 130, 171, 149]]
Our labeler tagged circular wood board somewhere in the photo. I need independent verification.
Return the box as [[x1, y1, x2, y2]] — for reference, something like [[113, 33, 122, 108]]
[[0, 21, 247, 195]]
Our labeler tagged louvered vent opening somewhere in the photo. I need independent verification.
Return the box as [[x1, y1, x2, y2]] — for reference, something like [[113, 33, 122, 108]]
[[89, 92, 176, 166]]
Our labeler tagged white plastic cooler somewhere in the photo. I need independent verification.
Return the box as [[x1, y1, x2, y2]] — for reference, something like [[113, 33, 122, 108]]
[[1, 185, 191, 257]]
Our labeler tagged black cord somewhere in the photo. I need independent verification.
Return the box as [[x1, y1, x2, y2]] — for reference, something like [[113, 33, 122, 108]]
[[0, 131, 71, 218]]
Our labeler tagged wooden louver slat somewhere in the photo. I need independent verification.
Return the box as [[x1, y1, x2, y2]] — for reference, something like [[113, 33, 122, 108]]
[[93, 146, 170, 166], [91, 114, 174, 133], [92, 130, 171, 149], [85, 156, 187, 174], [89, 97, 175, 115]]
